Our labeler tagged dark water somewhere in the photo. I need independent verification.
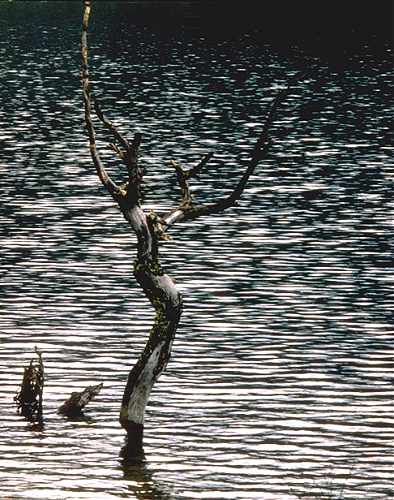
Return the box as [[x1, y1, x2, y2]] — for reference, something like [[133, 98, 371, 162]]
[[1, 2, 393, 499]]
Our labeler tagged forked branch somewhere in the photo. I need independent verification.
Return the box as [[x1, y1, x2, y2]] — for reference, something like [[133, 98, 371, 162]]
[[162, 76, 302, 227], [83, 0, 302, 228], [170, 152, 214, 208], [94, 99, 143, 184]]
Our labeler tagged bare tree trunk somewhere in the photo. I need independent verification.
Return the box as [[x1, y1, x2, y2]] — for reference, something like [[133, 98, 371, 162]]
[[118, 205, 182, 453], [81, 0, 303, 455]]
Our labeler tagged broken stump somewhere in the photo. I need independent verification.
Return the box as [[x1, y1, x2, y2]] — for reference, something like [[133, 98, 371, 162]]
[[14, 347, 44, 422], [58, 383, 103, 417]]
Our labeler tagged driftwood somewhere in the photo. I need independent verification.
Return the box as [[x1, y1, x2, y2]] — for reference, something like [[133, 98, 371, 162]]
[[14, 347, 44, 422], [58, 383, 103, 416]]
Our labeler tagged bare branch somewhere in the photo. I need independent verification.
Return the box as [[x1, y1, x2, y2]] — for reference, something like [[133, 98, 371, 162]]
[[187, 152, 214, 179], [94, 98, 130, 152], [81, 0, 119, 197], [169, 152, 214, 211], [109, 142, 125, 161], [163, 72, 305, 227], [206, 79, 299, 211], [94, 99, 143, 187], [170, 160, 192, 207], [223, 72, 307, 207]]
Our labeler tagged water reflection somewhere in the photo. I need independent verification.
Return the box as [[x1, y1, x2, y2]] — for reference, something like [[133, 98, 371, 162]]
[[121, 459, 172, 500], [0, 1, 393, 499]]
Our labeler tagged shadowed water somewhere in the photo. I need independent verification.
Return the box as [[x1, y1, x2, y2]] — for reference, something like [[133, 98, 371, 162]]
[[0, 2, 393, 499]]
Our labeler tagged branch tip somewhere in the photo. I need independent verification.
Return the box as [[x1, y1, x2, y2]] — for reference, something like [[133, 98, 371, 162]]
[[162, 72, 308, 226]]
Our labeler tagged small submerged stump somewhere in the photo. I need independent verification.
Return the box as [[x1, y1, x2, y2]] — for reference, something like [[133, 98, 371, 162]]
[[58, 383, 103, 417], [15, 348, 103, 421], [14, 347, 44, 422]]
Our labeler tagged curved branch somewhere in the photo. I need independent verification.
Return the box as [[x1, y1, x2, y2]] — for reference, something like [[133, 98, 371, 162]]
[[162, 74, 304, 227], [226, 78, 298, 204], [188, 152, 214, 179], [94, 98, 131, 151], [81, 0, 119, 196]]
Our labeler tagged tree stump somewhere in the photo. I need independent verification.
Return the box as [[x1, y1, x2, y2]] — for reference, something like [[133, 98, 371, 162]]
[[14, 347, 44, 422], [58, 383, 103, 416]]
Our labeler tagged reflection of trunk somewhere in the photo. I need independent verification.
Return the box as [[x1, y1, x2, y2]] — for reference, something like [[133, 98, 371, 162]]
[[122, 456, 172, 500], [119, 206, 182, 452]]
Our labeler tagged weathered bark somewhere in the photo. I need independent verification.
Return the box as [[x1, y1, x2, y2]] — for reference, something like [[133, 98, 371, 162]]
[[118, 205, 182, 453], [14, 347, 44, 423], [81, 1, 181, 454], [81, 1, 303, 455], [58, 382, 103, 417]]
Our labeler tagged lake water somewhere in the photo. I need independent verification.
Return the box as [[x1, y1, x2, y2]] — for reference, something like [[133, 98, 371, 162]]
[[0, 2, 393, 499]]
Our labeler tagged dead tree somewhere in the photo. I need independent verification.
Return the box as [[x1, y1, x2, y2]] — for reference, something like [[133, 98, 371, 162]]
[[81, 0, 301, 454]]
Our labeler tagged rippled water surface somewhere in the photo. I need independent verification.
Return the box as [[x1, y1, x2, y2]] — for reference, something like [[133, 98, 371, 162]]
[[1, 2, 393, 499]]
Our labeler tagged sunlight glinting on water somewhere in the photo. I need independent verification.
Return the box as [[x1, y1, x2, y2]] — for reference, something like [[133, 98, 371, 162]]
[[1, 1, 393, 499]]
